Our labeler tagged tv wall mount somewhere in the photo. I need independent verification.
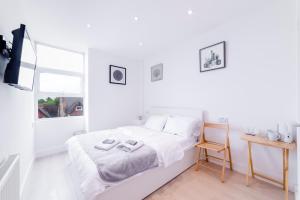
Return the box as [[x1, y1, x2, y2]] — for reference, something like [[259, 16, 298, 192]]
[[0, 35, 11, 77]]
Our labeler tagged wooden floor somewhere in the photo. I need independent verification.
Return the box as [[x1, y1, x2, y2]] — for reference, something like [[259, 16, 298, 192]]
[[22, 153, 294, 200]]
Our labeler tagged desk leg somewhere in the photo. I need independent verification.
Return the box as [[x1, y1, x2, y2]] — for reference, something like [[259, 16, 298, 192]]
[[284, 149, 289, 200], [246, 142, 254, 186]]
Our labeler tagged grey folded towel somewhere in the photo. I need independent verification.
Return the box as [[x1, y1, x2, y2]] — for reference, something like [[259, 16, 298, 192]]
[[95, 139, 120, 151], [102, 139, 115, 144], [117, 140, 144, 152]]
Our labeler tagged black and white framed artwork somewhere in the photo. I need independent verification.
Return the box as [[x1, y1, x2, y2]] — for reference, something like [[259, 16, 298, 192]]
[[151, 63, 163, 82], [109, 65, 126, 85], [199, 41, 226, 72]]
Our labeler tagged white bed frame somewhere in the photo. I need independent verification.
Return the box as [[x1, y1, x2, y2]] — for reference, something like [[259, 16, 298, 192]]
[[96, 147, 195, 200], [69, 106, 203, 200]]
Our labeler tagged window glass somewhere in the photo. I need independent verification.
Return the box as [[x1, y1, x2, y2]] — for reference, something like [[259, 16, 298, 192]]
[[39, 73, 81, 94], [38, 97, 83, 119], [37, 44, 83, 73]]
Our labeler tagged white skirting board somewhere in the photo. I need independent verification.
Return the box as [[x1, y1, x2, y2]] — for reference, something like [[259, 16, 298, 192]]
[[35, 145, 66, 159], [69, 147, 196, 200]]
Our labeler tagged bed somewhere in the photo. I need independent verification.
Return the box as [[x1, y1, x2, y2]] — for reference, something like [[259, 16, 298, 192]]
[[67, 107, 203, 200]]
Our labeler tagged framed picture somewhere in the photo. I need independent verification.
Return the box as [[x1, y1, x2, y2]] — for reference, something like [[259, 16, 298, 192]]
[[109, 65, 126, 85], [151, 63, 163, 82], [199, 41, 226, 72]]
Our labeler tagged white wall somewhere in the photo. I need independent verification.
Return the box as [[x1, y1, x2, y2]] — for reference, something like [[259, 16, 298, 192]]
[[143, 0, 297, 190], [0, 24, 35, 194], [298, 0, 300, 123], [34, 117, 85, 157], [297, 0, 300, 198], [88, 49, 142, 131], [0, 83, 35, 192]]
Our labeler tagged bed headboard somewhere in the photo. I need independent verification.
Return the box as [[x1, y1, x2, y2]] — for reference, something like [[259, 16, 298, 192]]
[[145, 106, 205, 120]]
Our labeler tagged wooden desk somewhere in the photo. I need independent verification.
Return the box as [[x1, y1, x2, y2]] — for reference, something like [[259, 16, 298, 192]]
[[241, 134, 296, 200]]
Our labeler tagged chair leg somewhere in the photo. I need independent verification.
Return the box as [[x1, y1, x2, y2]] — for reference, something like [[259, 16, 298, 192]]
[[195, 147, 201, 171], [221, 150, 227, 183], [227, 147, 233, 171]]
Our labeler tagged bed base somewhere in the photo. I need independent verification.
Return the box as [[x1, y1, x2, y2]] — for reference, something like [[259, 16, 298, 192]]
[[69, 147, 196, 200]]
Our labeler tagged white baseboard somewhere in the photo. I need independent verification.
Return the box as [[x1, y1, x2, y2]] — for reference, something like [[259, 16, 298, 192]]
[[35, 145, 67, 158]]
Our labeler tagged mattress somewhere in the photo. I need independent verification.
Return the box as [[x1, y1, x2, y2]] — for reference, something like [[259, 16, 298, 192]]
[[66, 126, 196, 200]]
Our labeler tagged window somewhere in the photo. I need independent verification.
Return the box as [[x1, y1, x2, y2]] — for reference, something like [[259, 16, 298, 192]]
[[39, 73, 82, 94], [38, 97, 83, 118], [37, 45, 83, 73], [35, 43, 84, 119]]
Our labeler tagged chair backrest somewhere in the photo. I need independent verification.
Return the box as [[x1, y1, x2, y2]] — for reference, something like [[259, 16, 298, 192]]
[[199, 122, 230, 147]]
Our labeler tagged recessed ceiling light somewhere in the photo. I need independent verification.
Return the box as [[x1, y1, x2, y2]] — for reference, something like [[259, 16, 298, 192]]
[[187, 10, 193, 15], [138, 42, 143, 46], [134, 16, 139, 21], [86, 24, 91, 28]]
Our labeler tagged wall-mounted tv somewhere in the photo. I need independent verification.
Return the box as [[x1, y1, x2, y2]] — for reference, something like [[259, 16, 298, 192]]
[[0, 36, 10, 78], [4, 24, 36, 91]]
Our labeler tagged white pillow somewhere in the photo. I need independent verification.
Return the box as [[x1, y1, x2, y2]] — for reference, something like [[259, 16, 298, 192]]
[[144, 114, 168, 131], [163, 116, 200, 138]]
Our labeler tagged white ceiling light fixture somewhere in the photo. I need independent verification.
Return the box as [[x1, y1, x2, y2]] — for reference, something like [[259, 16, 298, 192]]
[[86, 24, 91, 28], [138, 42, 143, 46], [133, 16, 139, 21], [187, 9, 193, 15]]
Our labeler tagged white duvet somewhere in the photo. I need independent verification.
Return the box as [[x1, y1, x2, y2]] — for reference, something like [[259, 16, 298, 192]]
[[66, 126, 195, 200]]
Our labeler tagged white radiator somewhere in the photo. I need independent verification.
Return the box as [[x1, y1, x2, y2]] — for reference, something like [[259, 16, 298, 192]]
[[0, 155, 20, 200]]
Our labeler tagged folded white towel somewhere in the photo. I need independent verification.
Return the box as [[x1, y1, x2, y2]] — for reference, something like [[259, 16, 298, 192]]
[[117, 140, 144, 152], [95, 139, 120, 151]]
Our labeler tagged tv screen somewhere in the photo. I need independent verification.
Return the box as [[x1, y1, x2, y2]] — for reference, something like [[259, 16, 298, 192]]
[[4, 24, 36, 91]]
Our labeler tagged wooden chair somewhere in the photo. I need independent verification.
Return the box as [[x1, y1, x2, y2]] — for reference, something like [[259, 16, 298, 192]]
[[195, 122, 233, 182]]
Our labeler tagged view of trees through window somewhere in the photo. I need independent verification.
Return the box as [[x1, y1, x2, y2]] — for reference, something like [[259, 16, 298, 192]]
[[38, 97, 83, 118], [35, 43, 84, 119]]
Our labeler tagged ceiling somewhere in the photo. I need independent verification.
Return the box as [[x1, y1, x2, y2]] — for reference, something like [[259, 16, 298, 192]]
[[0, 0, 271, 60]]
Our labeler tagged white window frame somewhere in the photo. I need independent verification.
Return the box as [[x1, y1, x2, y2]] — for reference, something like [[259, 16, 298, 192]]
[[34, 42, 85, 121]]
